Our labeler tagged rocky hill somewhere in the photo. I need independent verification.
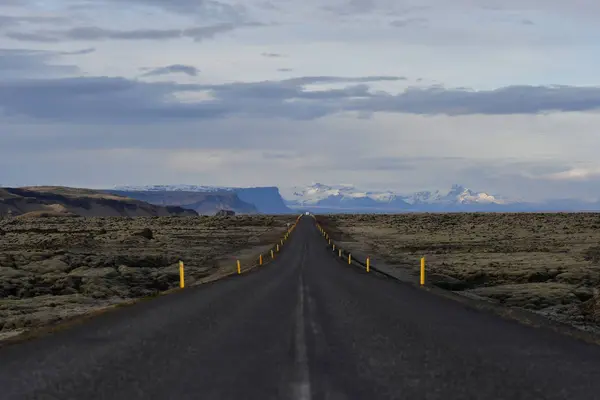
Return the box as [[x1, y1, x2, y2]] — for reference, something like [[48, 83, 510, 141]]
[[0, 187, 197, 218]]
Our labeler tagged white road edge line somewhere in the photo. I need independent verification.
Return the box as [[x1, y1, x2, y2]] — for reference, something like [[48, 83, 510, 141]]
[[293, 254, 311, 400]]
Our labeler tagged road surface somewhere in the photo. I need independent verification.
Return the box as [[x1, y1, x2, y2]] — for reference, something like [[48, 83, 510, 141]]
[[2, 216, 600, 399]]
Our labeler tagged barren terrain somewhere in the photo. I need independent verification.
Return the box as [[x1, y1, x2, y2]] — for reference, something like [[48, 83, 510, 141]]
[[0, 215, 295, 338], [318, 213, 600, 331], [0, 186, 197, 218]]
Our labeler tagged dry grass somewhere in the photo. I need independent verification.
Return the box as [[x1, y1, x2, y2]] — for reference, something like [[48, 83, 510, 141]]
[[319, 213, 600, 329], [0, 215, 295, 335]]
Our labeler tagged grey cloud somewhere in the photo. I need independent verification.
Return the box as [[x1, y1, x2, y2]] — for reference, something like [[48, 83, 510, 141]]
[[521, 19, 535, 25], [347, 85, 600, 115], [6, 32, 60, 43], [281, 76, 406, 85], [0, 47, 92, 78], [320, 156, 417, 172], [257, 2, 278, 10], [0, 16, 19, 29], [262, 151, 290, 159], [98, 0, 247, 21], [261, 52, 285, 58], [325, 0, 376, 15], [277, 68, 293, 72], [390, 18, 427, 28], [141, 64, 200, 77], [60, 48, 96, 56], [6, 22, 263, 42], [323, 1, 428, 16], [0, 15, 67, 29], [0, 75, 402, 122], [3, 75, 600, 124]]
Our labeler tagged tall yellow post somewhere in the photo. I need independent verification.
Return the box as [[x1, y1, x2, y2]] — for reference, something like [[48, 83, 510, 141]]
[[237, 260, 241, 275], [348, 254, 352, 264], [271, 249, 274, 259], [179, 260, 185, 288], [420, 257, 425, 286], [260, 254, 263, 265], [366, 257, 370, 273]]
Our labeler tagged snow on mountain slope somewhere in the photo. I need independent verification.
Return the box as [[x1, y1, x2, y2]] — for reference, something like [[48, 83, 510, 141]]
[[283, 183, 509, 208], [403, 184, 507, 205]]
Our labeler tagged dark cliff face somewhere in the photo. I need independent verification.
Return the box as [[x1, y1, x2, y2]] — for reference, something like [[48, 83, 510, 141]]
[[232, 187, 292, 214], [107, 190, 258, 215]]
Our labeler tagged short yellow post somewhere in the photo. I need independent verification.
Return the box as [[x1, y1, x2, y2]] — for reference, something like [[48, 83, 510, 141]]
[[260, 254, 263, 265], [339, 249, 342, 257], [420, 257, 425, 286], [328, 238, 331, 245], [348, 254, 352, 264], [277, 244, 280, 252], [179, 260, 185, 288], [271, 249, 274, 259], [333, 244, 335, 251], [281, 239, 284, 246], [237, 260, 241, 275], [366, 257, 370, 273]]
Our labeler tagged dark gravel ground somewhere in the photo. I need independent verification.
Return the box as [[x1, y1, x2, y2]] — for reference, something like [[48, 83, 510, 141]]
[[317, 213, 600, 330], [0, 215, 294, 337]]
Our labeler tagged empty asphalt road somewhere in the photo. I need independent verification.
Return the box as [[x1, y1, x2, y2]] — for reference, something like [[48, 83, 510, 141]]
[[3, 216, 600, 399]]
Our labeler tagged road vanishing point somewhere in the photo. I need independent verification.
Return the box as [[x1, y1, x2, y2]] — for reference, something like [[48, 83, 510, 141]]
[[2, 216, 600, 399]]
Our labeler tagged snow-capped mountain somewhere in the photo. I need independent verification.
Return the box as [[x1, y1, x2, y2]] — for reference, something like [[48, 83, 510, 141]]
[[402, 184, 508, 205], [282, 183, 509, 211]]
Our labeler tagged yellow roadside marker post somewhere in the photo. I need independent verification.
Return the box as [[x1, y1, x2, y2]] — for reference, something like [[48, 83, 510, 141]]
[[420, 257, 426, 286], [237, 260, 241, 275], [328, 238, 331, 245], [333, 244, 335, 251], [366, 257, 370, 273], [271, 249, 274, 259], [339, 249, 342, 258], [179, 260, 185, 288], [260, 254, 263, 266], [277, 244, 280, 252], [348, 254, 352, 265]]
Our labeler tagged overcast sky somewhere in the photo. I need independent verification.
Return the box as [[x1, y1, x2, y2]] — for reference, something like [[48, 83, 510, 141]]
[[2, 0, 600, 200]]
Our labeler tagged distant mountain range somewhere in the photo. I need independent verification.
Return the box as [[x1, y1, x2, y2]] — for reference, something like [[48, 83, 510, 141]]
[[113, 183, 600, 214], [108, 190, 259, 215], [112, 185, 292, 215], [282, 183, 600, 213]]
